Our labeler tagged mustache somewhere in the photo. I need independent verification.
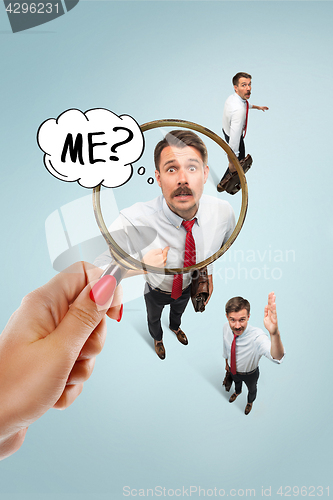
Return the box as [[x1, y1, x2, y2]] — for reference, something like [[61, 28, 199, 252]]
[[171, 186, 193, 198]]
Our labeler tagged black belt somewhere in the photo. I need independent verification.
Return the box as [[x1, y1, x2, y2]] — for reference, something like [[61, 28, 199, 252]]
[[147, 283, 191, 295], [236, 367, 258, 376]]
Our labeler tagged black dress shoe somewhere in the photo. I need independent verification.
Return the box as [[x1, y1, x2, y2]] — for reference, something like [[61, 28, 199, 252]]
[[170, 328, 188, 345], [154, 340, 166, 360]]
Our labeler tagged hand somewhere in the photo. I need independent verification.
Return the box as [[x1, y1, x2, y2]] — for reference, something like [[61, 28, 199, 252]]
[[263, 292, 279, 335], [142, 246, 169, 268], [204, 274, 213, 306], [225, 360, 230, 372], [0, 262, 122, 460], [228, 158, 237, 173], [259, 106, 269, 111]]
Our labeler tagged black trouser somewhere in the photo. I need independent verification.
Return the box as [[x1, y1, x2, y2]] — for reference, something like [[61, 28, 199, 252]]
[[222, 129, 245, 161], [144, 283, 191, 341], [230, 367, 260, 404]]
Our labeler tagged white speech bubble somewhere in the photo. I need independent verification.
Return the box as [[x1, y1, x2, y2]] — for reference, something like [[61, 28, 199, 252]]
[[37, 108, 145, 188]]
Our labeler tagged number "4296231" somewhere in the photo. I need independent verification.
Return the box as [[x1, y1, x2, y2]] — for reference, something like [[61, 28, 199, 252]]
[[277, 486, 329, 497], [5, 3, 59, 14]]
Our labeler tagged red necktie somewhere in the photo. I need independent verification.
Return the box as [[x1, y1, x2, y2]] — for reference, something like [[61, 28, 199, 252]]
[[243, 100, 249, 138], [171, 219, 196, 300], [230, 333, 237, 375]]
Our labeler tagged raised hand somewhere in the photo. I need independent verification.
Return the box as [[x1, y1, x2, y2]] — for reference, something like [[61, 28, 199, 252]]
[[264, 292, 278, 335]]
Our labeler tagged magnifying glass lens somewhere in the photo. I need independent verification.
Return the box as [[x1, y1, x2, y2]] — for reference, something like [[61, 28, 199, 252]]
[[93, 121, 248, 279]]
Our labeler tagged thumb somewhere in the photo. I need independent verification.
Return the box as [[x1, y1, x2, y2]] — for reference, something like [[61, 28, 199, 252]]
[[162, 246, 170, 261], [48, 275, 116, 361]]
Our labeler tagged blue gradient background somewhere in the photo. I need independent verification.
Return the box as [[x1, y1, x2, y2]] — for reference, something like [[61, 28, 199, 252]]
[[0, 1, 332, 499]]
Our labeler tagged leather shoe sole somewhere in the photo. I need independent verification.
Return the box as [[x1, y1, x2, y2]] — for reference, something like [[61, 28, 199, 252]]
[[170, 328, 188, 345], [154, 340, 166, 360], [229, 392, 241, 403]]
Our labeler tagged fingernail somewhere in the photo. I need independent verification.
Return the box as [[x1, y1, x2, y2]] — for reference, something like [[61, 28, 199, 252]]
[[117, 304, 123, 322], [90, 275, 117, 306]]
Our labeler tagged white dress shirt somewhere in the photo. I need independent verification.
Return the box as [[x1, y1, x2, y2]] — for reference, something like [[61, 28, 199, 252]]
[[223, 323, 285, 373], [95, 194, 235, 292], [222, 93, 253, 156]]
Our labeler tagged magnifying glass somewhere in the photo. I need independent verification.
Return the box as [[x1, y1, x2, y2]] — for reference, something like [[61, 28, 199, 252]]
[[91, 119, 248, 291]]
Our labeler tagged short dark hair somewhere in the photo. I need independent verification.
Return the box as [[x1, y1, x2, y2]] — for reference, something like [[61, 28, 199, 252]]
[[225, 296, 250, 315], [154, 130, 208, 172], [232, 72, 252, 86]]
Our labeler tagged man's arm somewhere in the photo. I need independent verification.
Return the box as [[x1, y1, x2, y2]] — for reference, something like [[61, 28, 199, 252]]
[[94, 211, 169, 277], [222, 325, 230, 371], [227, 104, 268, 170], [227, 109, 244, 171], [264, 292, 284, 360], [251, 105, 269, 111]]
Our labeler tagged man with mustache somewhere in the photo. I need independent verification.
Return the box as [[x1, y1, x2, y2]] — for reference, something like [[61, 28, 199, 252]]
[[96, 130, 235, 359], [223, 293, 285, 415], [217, 72, 269, 194], [144, 130, 235, 359]]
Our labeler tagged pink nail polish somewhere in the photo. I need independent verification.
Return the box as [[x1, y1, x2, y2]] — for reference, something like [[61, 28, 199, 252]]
[[117, 304, 123, 322], [90, 275, 117, 306]]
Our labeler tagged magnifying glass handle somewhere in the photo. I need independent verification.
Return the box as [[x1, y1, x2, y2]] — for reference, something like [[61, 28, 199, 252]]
[[99, 263, 128, 284], [90, 263, 127, 306]]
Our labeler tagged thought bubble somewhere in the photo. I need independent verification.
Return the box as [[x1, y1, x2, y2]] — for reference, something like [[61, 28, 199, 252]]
[[37, 108, 145, 188]]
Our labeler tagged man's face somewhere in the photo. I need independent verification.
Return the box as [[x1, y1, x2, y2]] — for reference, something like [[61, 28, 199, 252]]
[[234, 77, 251, 100], [226, 309, 250, 336], [155, 145, 209, 220]]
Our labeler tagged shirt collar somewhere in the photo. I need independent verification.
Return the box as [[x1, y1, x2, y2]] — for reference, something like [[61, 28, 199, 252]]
[[195, 200, 203, 227], [162, 196, 200, 229], [239, 325, 250, 338], [234, 92, 247, 104]]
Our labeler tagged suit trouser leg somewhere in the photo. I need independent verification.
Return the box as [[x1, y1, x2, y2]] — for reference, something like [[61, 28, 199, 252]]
[[238, 135, 245, 161], [223, 130, 245, 160], [144, 283, 166, 341], [231, 368, 260, 403], [244, 368, 259, 403], [144, 283, 191, 342], [169, 285, 191, 331], [230, 373, 243, 395]]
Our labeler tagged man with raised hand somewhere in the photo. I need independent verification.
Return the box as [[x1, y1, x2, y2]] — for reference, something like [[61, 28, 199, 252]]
[[223, 292, 284, 415]]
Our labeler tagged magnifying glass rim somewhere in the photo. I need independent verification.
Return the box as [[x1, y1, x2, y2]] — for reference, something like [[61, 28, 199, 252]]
[[92, 118, 248, 275]]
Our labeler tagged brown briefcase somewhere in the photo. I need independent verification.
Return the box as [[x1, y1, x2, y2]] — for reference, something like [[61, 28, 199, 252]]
[[191, 266, 209, 313], [222, 370, 233, 392]]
